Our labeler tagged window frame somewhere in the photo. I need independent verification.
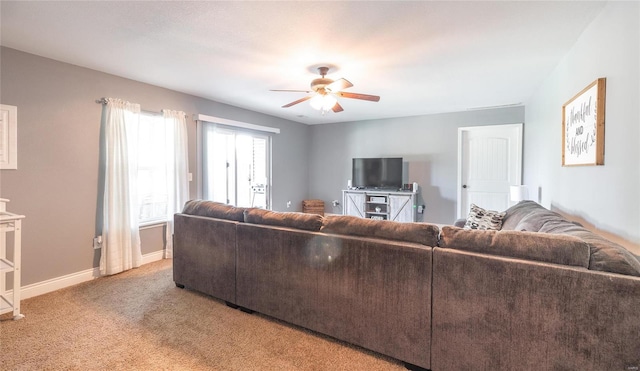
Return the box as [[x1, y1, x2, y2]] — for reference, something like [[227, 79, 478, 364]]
[[195, 116, 275, 210], [136, 112, 172, 226]]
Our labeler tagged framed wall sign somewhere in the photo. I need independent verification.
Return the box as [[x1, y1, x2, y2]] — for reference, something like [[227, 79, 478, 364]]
[[562, 78, 606, 166], [0, 104, 18, 170]]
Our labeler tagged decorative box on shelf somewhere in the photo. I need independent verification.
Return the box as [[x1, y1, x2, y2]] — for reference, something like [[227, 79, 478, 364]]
[[302, 199, 325, 216]]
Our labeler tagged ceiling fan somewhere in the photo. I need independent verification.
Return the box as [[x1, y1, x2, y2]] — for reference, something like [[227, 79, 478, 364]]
[[271, 66, 380, 113]]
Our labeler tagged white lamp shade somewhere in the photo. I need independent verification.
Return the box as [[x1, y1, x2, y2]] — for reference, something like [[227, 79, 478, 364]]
[[510, 185, 529, 202]]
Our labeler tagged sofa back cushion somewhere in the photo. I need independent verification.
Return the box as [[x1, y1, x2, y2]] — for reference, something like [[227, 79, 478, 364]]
[[440, 226, 590, 268], [181, 200, 246, 222], [243, 208, 324, 232], [499, 201, 640, 276], [321, 215, 439, 246], [501, 200, 566, 232], [539, 220, 640, 277]]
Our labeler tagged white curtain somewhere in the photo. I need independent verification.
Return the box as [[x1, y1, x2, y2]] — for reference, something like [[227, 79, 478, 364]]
[[162, 109, 189, 259], [100, 98, 142, 275]]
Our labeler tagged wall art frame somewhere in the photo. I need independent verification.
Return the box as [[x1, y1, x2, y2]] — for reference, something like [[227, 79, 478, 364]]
[[562, 78, 606, 166], [0, 104, 18, 170]]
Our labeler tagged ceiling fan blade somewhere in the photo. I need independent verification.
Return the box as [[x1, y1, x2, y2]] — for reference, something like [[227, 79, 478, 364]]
[[270, 89, 312, 93], [282, 96, 312, 108], [337, 91, 380, 102], [325, 78, 353, 93], [332, 102, 344, 113]]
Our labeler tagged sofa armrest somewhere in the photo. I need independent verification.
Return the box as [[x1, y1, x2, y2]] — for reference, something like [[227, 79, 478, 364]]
[[173, 214, 238, 303]]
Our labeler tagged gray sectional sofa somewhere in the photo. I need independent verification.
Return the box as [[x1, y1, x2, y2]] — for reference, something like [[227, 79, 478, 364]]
[[173, 200, 640, 371]]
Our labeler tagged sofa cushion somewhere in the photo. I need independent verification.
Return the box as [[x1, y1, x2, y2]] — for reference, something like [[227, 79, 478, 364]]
[[243, 208, 323, 232], [512, 211, 571, 232], [501, 200, 561, 231], [463, 204, 505, 230], [440, 226, 590, 268], [321, 215, 439, 246], [539, 220, 640, 277], [181, 200, 246, 222]]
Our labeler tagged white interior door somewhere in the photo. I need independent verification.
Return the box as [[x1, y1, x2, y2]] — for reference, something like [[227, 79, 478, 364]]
[[457, 124, 523, 218]]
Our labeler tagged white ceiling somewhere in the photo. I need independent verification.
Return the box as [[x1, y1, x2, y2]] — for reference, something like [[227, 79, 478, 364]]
[[0, 1, 606, 125]]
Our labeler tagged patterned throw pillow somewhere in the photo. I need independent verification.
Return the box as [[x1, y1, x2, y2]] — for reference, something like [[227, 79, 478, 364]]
[[463, 204, 506, 230]]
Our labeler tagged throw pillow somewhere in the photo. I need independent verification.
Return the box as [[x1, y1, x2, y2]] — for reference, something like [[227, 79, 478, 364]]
[[463, 204, 506, 230]]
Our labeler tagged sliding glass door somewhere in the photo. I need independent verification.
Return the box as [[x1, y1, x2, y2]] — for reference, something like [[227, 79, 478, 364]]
[[200, 123, 270, 209]]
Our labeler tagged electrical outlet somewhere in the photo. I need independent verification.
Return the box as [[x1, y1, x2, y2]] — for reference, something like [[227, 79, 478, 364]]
[[286, 201, 292, 208], [417, 205, 425, 214], [93, 236, 102, 250]]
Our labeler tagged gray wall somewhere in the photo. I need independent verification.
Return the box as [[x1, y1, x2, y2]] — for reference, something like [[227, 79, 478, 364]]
[[0, 47, 310, 286], [523, 1, 639, 255], [308, 107, 525, 224]]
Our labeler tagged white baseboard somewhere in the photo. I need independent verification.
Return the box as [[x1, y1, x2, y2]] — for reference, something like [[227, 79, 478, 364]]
[[19, 266, 100, 300], [141, 250, 165, 265], [14, 250, 167, 301]]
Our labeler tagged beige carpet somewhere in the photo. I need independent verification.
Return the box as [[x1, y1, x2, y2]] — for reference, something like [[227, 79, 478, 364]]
[[1, 259, 405, 370]]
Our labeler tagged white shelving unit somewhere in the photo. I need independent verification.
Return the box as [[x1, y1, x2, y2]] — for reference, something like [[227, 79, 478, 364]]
[[0, 198, 25, 320], [343, 190, 418, 222]]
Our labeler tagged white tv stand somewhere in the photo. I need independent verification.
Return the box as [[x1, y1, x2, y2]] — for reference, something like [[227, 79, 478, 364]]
[[342, 189, 417, 222]]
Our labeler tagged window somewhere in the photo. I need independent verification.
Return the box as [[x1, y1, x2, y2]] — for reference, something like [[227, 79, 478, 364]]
[[137, 113, 172, 224], [100, 98, 188, 271], [200, 123, 271, 209]]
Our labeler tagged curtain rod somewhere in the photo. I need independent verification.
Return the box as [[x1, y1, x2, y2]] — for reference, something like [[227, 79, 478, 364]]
[[95, 98, 187, 117]]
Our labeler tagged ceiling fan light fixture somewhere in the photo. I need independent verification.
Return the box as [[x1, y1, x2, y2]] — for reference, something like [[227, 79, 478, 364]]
[[272, 64, 379, 113], [309, 93, 337, 112]]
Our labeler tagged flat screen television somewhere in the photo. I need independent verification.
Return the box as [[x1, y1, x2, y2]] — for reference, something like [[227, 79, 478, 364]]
[[352, 157, 403, 189]]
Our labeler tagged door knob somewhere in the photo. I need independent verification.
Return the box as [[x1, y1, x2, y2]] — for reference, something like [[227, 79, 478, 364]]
[[462, 185, 468, 189]]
